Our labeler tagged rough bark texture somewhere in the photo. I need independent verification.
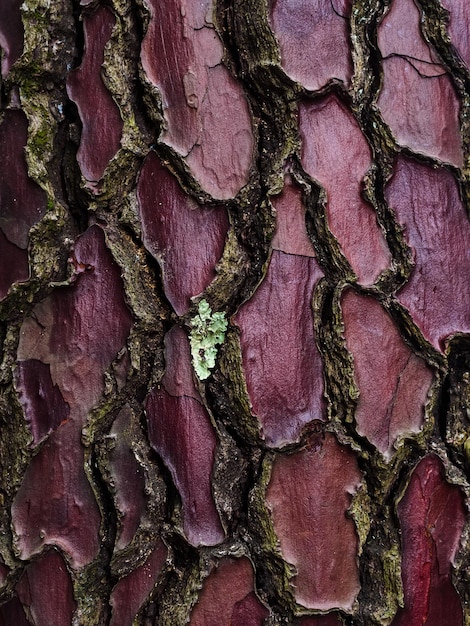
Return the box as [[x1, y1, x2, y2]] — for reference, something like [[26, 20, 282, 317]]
[[0, 0, 469, 625]]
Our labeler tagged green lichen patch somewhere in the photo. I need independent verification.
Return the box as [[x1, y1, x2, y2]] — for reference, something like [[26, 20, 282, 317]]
[[189, 299, 228, 380]]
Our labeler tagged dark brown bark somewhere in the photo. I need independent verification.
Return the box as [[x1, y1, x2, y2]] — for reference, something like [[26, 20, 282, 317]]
[[0, 0, 469, 624]]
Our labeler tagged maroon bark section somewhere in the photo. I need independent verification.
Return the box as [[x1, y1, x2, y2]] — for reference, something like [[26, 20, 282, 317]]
[[0, 0, 23, 77], [140, 0, 253, 199], [13, 226, 133, 568], [137, 152, 229, 315], [266, 433, 362, 610], [269, 0, 352, 91], [0, 597, 29, 626], [109, 540, 168, 626], [271, 175, 316, 257], [15, 359, 70, 446], [386, 157, 470, 350], [0, 229, 29, 300], [235, 250, 325, 447], [441, 0, 470, 69], [17, 225, 133, 416], [189, 557, 268, 626], [392, 455, 465, 626], [299, 95, 391, 284], [342, 290, 433, 458], [0, 110, 47, 297], [145, 326, 224, 546], [16, 550, 76, 626], [109, 407, 146, 550], [377, 0, 462, 167], [66, 6, 122, 187], [12, 423, 101, 568]]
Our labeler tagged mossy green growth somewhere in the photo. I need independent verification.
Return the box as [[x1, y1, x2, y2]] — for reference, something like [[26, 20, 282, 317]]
[[190, 299, 228, 380]]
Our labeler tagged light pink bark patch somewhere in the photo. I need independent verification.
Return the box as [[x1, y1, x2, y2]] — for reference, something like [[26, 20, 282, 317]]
[[386, 157, 470, 350], [0, 0, 23, 77], [136, 152, 229, 315], [13, 226, 133, 568], [377, 0, 438, 63], [342, 290, 433, 458], [110, 540, 168, 626], [109, 407, 146, 550], [141, 0, 254, 199], [392, 455, 465, 626], [440, 0, 470, 69], [0, 110, 47, 296], [271, 175, 316, 257], [266, 433, 362, 610], [377, 0, 462, 167], [145, 326, 224, 547], [299, 95, 391, 284], [16, 550, 76, 625], [67, 7, 122, 186], [269, 0, 352, 90], [235, 250, 325, 448], [189, 557, 268, 626], [295, 616, 343, 626]]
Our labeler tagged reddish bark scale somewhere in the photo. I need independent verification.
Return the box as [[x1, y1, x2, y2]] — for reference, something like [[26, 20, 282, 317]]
[[12, 422, 102, 569], [15, 359, 70, 446], [392, 455, 465, 626], [66, 7, 122, 186], [266, 433, 362, 610], [269, 0, 352, 91], [0, 229, 29, 300], [141, 0, 254, 199], [13, 226, 133, 568], [0, 110, 47, 248], [342, 290, 433, 458], [440, 0, 470, 69], [0, 0, 23, 77], [17, 225, 133, 415], [0, 597, 29, 626], [16, 550, 76, 625], [386, 157, 470, 350], [137, 152, 229, 315], [109, 407, 146, 550], [299, 95, 391, 284], [110, 539, 168, 626], [160, 325, 199, 400], [377, 0, 462, 167], [189, 557, 268, 626], [145, 326, 224, 547], [235, 249, 325, 448], [0, 110, 47, 296], [271, 175, 316, 257]]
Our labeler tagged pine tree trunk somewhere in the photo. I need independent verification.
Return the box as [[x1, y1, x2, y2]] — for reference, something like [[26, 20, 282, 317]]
[[0, 0, 469, 624]]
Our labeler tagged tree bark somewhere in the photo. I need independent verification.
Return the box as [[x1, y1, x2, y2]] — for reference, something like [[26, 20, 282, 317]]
[[0, 0, 469, 624]]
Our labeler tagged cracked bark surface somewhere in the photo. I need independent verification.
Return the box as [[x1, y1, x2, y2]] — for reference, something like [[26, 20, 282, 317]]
[[0, 0, 469, 624]]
